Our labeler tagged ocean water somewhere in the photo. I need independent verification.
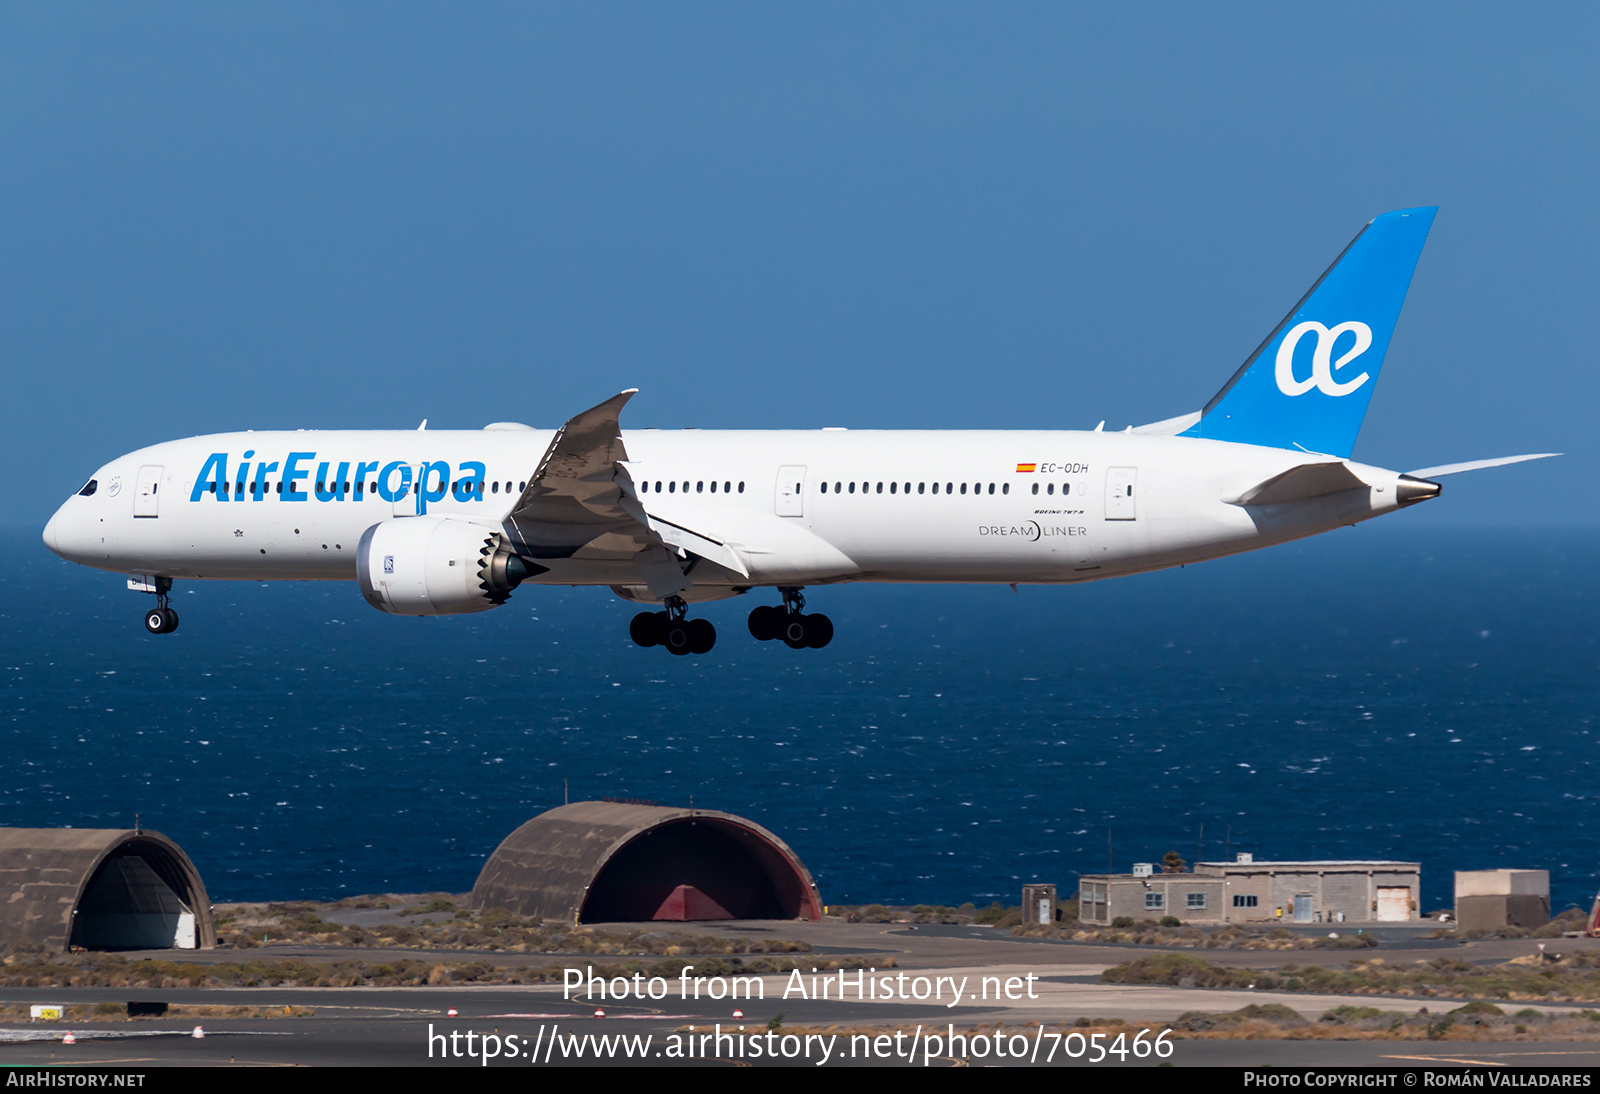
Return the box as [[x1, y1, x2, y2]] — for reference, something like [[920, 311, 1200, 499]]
[[1, 524, 1594, 912]]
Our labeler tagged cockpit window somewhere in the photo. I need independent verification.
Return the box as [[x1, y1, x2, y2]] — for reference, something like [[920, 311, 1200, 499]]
[[77, 479, 97, 497]]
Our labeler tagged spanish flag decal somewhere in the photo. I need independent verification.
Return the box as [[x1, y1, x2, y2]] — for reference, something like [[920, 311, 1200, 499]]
[[1015, 463, 1037, 473]]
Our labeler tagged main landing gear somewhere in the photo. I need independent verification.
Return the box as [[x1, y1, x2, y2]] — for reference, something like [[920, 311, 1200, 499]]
[[630, 596, 716, 656], [142, 577, 179, 635], [747, 587, 833, 649]]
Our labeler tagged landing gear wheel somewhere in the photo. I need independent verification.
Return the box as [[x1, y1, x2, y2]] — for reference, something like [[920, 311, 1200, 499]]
[[747, 604, 781, 641], [664, 621, 693, 655], [804, 612, 832, 648], [142, 577, 178, 635], [781, 614, 809, 649], [688, 618, 717, 654], [630, 611, 665, 647]]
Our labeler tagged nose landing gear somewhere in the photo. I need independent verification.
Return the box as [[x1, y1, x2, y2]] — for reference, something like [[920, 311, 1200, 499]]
[[629, 595, 716, 655], [748, 587, 832, 649], [141, 577, 179, 634]]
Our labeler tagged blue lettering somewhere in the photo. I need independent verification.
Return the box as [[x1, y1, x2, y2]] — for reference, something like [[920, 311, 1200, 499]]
[[354, 461, 379, 498], [192, 453, 228, 502], [314, 462, 336, 502], [282, 451, 314, 502], [454, 461, 486, 501], [234, 460, 250, 502], [378, 461, 411, 503], [252, 461, 279, 501], [315, 460, 351, 502], [417, 460, 450, 514]]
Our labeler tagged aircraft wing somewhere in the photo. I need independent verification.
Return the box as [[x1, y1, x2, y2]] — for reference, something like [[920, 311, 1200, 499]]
[[501, 390, 748, 596]]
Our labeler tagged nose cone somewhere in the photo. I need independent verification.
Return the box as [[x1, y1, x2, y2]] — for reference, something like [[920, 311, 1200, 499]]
[[42, 507, 63, 557], [43, 501, 89, 562]]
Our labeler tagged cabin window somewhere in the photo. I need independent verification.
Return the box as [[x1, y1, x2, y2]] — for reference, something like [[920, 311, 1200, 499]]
[[960, 483, 967, 495], [669, 481, 676, 493], [710, 481, 717, 493], [918, 483, 925, 494], [820, 482, 827, 493], [1032, 483, 1039, 495], [738, 482, 745, 492], [697, 481, 704, 493], [889, 482, 897, 494], [875, 482, 883, 494], [848, 482, 856, 494], [1002, 483, 1009, 495], [1047, 483, 1054, 495]]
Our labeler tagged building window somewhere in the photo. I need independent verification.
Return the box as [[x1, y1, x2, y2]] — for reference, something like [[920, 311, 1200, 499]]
[[1144, 892, 1164, 911], [1232, 894, 1259, 908], [1186, 893, 1207, 910]]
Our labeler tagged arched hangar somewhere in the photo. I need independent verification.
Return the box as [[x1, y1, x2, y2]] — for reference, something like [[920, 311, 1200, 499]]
[[0, 828, 215, 952], [470, 802, 822, 924]]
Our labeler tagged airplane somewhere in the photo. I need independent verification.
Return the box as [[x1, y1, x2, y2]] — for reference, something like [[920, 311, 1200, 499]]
[[42, 206, 1555, 655]]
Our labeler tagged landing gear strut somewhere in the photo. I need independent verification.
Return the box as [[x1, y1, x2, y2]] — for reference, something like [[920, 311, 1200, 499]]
[[142, 577, 179, 635], [629, 595, 716, 655], [747, 587, 833, 649]]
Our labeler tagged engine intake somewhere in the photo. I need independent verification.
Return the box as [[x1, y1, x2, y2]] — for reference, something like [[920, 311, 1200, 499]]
[[356, 517, 540, 615]]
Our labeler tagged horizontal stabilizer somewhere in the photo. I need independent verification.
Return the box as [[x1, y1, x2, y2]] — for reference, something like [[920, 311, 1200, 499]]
[[1227, 460, 1367, 506], [1405, 453, 1560, 478]]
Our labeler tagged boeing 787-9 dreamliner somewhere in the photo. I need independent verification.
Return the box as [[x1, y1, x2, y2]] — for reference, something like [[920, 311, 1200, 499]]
[[43, 208, 1554, 654]]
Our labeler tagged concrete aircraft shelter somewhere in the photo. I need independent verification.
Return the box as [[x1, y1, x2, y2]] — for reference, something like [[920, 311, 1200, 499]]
[[0, 828, 216, 952], [470, 802, 823, 924]]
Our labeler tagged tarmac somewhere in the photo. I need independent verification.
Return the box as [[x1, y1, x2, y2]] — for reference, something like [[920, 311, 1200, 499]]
[[2, 919, 1598, 1067]]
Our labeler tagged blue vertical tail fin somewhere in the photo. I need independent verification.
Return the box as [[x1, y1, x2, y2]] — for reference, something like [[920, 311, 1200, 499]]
[[1181, 207, 1437, 457]]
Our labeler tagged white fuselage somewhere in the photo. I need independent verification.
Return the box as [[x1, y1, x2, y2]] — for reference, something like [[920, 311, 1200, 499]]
[[43, 426, 1414, 599]]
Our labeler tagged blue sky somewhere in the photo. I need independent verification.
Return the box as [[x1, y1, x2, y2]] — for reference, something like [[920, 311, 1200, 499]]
[[3, 3, 1593, 527]]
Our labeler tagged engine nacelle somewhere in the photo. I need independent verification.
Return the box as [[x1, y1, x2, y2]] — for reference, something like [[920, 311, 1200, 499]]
[[356, 517, 535, 615]]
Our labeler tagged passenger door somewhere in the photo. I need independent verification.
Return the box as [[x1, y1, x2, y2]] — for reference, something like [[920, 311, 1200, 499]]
[[1105, 467, 1138, 521], [134, 465, 163, 518], [775, 466, 806, 517]]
